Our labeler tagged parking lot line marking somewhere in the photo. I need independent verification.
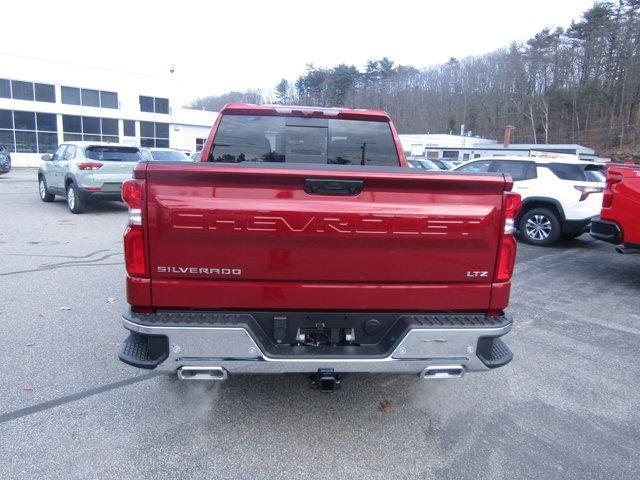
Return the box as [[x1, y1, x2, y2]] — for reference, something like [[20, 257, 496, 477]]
[[0, 255, 123, 277], [0, 372, 161, 425], [2, 249, 112, 259]]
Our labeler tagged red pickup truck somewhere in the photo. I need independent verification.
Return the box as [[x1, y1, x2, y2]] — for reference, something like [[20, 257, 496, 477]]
[[590, 163, 640, 253], [118, 104, 521, 391]]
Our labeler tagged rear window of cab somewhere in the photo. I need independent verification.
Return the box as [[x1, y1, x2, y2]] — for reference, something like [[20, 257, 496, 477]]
[[208, 115, 400, 167]]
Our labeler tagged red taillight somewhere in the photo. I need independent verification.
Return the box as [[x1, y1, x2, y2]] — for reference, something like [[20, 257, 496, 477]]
[[602, 171, 623, 208], [494, 192, 521, 283], [124, 226, 147, 277], [122, 179, 145, 210], [77, 162, 103, 171], [122, 179, 147, 277]]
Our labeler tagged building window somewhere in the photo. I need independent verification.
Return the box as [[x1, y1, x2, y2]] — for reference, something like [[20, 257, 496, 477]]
[[0, 79, 10, 98], [61, 86, 119, 108], [0, 110, 12, 129], [36, 113, 57, 132], [139, 96, 154, 112], [101, 118, 118, 136], [0, 130, 13, 151], [139, 95, 169, 114], [61, 87, 81, 105], [14, 111, 36, 130], [123, 120, 135, 137], [62, 114, 119, 143], [81, 89, 100, 107], [38, 132, 58, 153], [140, 121, 169, 147], [0, 79, 55, 103], [100, 91, 118, 109], [154, 97, 169, 114], [10, 81, 35, 101], [195, 138, 206, 151], [442, 150, 459, 159], [82, 116, 100, 134], [0, 109, 58, 153], [35, 83, 56, 103], [62, 115, 81, 133]]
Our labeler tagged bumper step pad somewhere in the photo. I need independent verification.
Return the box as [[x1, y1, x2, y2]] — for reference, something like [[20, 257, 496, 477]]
[[476, 337, 513, 368], [118, 332, 169, 370]]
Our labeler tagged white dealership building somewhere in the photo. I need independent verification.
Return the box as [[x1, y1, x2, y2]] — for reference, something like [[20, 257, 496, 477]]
[[0, 53, 218, 167], [399, 133, 599, 162]]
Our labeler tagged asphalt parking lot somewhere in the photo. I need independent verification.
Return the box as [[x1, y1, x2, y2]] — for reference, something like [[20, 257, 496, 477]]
[[1, 167, 639, 480]]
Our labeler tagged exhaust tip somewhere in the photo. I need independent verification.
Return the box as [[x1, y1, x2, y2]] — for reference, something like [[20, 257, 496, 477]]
[[421, 365, 465, 379], [177, 366, 228, 381]]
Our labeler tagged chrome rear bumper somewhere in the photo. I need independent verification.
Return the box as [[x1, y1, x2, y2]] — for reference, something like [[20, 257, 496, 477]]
[[120, 313, 513, 376]]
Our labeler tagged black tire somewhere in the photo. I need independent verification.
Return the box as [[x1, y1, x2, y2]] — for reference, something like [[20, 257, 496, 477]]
[[66, 182, 86, 214], [38, 176, 55, 202], [518, 207, 561, 246]]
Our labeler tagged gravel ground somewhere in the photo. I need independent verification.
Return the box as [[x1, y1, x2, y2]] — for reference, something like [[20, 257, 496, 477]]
[[1, 167, 639, 479]]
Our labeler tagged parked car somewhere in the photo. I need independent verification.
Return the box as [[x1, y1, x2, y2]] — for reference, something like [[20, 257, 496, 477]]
[[429, 158, 457, 170], [407, 158, 440, 170], [38, 142, 143, 213], [118, 103, 520, 391], [139, 148, 192, 162], [590, 162, 640, 253], [454, 155, 605, 245], [190, 151, 202, 161], [0, 144, 11, 175]]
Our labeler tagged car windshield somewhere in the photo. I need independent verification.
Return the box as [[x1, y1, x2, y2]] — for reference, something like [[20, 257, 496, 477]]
[[209, 115, 399, 167], [546, 163, 605, 182], [150, 150, 190, 161], [85, 146, 142, 162]]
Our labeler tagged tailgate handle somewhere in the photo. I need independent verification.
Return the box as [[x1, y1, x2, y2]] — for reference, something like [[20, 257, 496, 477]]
[[304, 179, 363, 196]]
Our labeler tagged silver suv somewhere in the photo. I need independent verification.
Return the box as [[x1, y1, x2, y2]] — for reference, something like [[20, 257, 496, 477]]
[[38, 142, 143, 213]]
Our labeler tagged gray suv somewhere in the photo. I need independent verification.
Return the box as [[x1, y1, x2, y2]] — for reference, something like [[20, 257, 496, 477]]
[[38, 142, 143, 213]]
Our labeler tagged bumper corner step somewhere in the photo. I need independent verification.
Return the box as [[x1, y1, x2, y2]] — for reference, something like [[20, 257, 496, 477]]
[[118, 332, 169, 370], [476, 337, 513, 369]]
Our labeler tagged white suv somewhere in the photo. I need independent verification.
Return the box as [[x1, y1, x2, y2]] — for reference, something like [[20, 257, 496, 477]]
[[454, 156, 605, 245]]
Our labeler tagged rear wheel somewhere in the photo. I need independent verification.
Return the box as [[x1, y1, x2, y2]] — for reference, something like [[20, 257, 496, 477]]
[[66, 182, 85, 214], [38, 176, 55, 202], [519, 207, 561, 246]]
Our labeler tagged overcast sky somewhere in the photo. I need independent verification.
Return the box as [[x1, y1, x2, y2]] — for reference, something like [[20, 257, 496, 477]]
[[4, 0, 595, 100]]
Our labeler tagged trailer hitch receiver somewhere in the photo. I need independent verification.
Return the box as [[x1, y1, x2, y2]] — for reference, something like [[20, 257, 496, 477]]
[[309, 368, 342, 393]]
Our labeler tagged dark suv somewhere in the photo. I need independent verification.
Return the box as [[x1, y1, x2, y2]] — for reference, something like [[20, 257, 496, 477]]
[[0, 144, 11, 175]]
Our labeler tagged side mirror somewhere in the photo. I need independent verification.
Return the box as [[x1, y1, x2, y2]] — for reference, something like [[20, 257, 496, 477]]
[[41, 154, 51, 161]]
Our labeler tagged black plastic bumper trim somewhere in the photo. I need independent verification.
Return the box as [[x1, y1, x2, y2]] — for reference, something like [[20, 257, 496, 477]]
[[590, 217, 622, 244]]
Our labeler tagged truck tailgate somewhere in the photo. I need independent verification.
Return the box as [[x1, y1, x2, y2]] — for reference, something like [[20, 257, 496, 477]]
[[144, 163, 508, 310]]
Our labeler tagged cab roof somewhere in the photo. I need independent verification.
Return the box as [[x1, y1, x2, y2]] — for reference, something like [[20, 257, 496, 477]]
[[220, 103, 391, 122]]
